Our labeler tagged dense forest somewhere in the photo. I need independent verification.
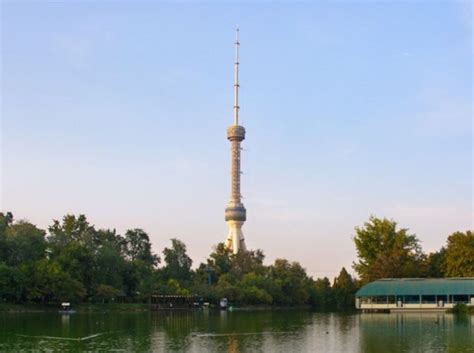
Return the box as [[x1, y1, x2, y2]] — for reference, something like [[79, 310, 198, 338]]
[[0, 212, 472, 308]]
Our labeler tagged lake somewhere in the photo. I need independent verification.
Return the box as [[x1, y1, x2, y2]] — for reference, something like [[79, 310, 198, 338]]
[[0, 310, 472, 352]]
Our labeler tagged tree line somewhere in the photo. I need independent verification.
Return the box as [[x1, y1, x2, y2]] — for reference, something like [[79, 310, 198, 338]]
[[353, 216, 474, 282], [0, 212, 472, 308]]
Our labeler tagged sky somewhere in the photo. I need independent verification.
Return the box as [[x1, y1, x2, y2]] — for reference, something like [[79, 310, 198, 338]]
[[1, 1, 472, 278]]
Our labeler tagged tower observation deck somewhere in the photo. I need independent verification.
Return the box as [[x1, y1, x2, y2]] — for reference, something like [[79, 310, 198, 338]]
[[225, 28, 247, 254]]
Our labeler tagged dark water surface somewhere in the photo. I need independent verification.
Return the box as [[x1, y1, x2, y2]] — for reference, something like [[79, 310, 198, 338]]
[[0, 310, 472, 352]]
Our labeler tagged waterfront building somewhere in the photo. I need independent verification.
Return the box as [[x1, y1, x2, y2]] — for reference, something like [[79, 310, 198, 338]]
[[224, 28, 247, 254], [355, 278, 474, 312]]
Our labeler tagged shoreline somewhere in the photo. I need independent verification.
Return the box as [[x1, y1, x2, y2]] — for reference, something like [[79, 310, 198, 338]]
[[3, 303, 470, 314], [0, 303, 314, 313]]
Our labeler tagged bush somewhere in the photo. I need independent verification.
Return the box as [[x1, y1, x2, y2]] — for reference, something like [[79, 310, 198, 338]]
[[451, 303, 474, 314]]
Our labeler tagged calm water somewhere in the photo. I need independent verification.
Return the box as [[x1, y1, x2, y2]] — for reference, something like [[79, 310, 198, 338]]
[[0, 310, 473, 352]]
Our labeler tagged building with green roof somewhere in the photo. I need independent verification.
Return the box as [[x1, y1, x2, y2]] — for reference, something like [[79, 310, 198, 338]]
[[355, 278, 474, 312]]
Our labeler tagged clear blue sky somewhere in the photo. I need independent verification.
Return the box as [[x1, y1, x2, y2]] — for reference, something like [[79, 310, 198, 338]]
[[1, 1, 472, 278]]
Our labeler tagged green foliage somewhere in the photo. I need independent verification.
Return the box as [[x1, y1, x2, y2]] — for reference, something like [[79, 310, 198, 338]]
[[93, 229, 126, 290], [450, 303, 473, 314], [0, 262, 25, 302], [444, 231, 474, 277], [120, 228, 159, 299], [164, 279, 191, 296], [425, 248, 446, 278], [192, 249, 315, 306], [230, 249, 266, 279], [332, 268, 357, 310], [47, 214, 96, 254], [353, 216, 426, 282], [124, 229, 159, 267], [95, 284, 124, 303], [312, 277, 333, 309], [268, 259, 312, 305], [1, 211, 469, 310], [31, 259, 86, 302], [207, 243, 233, 280], [162, 238, 193, 284], [4, 221, 46, 267]]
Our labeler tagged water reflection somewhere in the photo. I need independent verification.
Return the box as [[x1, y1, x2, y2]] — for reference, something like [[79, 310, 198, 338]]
[[0, 311, 472, 352], [358, 313, 473, 353]]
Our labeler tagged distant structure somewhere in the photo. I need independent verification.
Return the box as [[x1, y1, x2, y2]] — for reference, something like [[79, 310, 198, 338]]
[[355, 278, 474, 312], [224, 28, 247, 254]]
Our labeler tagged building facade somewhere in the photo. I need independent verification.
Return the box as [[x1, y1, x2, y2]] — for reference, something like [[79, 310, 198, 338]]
[[356, 278, 474, 312]]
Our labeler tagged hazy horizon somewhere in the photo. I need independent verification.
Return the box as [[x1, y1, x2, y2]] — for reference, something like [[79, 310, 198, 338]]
[[1, 1, 472, 278]]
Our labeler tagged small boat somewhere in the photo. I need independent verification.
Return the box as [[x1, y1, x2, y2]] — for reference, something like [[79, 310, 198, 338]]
[[58, 302, 76, 314], [219, 298, 228, 310]]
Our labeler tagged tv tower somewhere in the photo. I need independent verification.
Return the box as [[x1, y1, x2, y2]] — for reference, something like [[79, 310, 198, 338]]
[[224, 28, 247, 254]]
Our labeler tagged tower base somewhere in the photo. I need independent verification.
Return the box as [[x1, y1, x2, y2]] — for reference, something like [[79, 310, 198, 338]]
[[225, 220, 246, 254]]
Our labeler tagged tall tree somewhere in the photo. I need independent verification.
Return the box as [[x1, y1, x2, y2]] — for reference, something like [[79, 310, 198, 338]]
[[122, 229, 159, 299], [123, 229, 159, 267], [162, 238, 193, 284], [332, 267, 356, 309], [444, 231, 474, 277], [353, 216, 426, 282], [207, 243, 233, 279], [93, 229, 126, 293], [4, 221, 46, 266], [47, 215, 96, 296]]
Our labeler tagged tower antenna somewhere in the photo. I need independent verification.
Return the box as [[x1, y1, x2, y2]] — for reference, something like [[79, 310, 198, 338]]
[[233, 27, 240, 125]]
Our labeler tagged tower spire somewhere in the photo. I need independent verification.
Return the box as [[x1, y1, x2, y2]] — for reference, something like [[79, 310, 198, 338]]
[[233, 27, 240, 125], [225, 27, 247, 254]]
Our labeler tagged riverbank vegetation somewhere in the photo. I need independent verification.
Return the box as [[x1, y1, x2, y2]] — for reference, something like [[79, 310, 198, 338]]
[[0, 212, 472, 309], [449, 303, 474, 315]]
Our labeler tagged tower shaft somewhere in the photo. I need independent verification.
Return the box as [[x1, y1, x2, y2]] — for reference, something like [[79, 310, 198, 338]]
[[225, 28, 247, 254]]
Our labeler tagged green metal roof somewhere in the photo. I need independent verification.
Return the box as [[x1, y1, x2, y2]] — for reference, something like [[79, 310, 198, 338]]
[[356, 278, 474, 297]]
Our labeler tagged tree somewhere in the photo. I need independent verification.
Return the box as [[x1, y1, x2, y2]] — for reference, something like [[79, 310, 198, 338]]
[[123, 229, 159, 267], [48, 214, 96, 254], [425, 248, 446, 278], [444, 231, 474, 277], [55, 241, 95, 296], [353, 216, 426, 282], [93, 229, 126, 291], [0, 212, 14, 262], [122, 229, 159, 299], [312, 277, 333, 309], [47, 215, 97, 297], [162, 278, 190, 296], [269, 259, 312, 305], [0, 262, 25, 302], [332, 267, 357, 309], [207, 243, 233, 280], [0, 212, 13, 232], [95, 284, 124, 303], [4, 221, 46, 266], [162, 238, 193, 284], [230, 249, 265, 280], [31, 259, 86, 302], [239, 272, 273, 305]]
